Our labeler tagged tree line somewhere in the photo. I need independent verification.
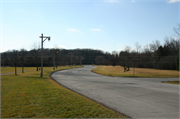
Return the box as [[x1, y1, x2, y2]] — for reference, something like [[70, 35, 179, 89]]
[[95, 25, 179, 71], [1, 25, 179, 71], [1, 48, 108, 68]]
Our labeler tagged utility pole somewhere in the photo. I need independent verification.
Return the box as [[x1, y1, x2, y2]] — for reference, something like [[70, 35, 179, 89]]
[[39, 33, 51, 77], [41, 34, 43, 77]]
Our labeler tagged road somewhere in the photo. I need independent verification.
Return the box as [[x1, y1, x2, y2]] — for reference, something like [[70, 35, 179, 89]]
[[51, 65, 179, 118]]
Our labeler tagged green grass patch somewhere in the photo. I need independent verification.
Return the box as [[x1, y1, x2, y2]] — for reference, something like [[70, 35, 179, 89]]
[[1, 67, 37, 74], [163, 81, 180, 85], [1, 66, 127, 118], [92, 65, 179, 78]]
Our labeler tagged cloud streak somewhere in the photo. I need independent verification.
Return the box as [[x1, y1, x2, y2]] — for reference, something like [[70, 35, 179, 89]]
[[105, 0, 118, 2], [168, 0, 180, 3], [50, 45, 66, 49], [91, 28, 101, 31], [105, 0, 135, 2], [66, 28, 80, 32]]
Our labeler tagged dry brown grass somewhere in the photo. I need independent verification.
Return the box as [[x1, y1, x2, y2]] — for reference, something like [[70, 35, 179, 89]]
[[92, 65, 179, 78], [163, 81, 180, 85]]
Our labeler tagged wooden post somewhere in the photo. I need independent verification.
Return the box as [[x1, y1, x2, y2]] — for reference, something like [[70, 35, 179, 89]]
[[133, 63, 135, 77]]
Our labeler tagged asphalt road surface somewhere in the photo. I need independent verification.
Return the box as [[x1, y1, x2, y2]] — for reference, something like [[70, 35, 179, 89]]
[[51, 65, 179, 118]]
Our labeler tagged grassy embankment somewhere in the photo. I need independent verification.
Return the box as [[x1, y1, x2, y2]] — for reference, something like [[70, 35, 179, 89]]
[[1, 66, 128, 118], [92, 65, 179, 78]]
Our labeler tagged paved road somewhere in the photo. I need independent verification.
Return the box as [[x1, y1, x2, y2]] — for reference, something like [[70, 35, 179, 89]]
[[51, 65, 179, 118]]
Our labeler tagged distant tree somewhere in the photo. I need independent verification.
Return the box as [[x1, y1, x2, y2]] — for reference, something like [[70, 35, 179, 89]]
[[149, 40, 161, 69], [149, 40, 160, 52], [31, 42, 40, 71], [110, 57, 118, 67], [176, 54, 179, 71], [19, 48, 26, 73], [95, 56, 106, 65], [135, 42, 141, 53], [119, 51, 130, 71], [174, 24, 180, 37], [12, 50, 19, 75], [112, 51, 119, 57], [135, 42, 142, 67], [143, 45, 151, 54]]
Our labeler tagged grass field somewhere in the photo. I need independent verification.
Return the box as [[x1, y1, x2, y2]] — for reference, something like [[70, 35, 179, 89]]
[[92, 65, 179, 78], [1, 67, 37, 74], [1, 66, 127, 118]]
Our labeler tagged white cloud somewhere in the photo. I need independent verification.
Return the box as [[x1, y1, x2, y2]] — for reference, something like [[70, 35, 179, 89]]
[[105, 0, 118, 2], [171, 36, 180, 40], [66, 28, 80, 32], [168, 0, 180, 3], [50, 45, 66, 49], [105, 0, 135, 2], [91, 28, 101, 31], [122, 46, 134, 52], [71, 47, 76, 49], [108, 44, 112, 47], [98, 48, 103, 51]]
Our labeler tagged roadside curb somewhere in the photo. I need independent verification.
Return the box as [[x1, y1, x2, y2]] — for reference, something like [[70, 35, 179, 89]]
[[49, 66, 84, 77]]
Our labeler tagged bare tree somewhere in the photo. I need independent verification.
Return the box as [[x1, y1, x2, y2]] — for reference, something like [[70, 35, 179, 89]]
[[135, 42, 141, 54], [19, 48, 26, 73], [164, 36, 179, 54], [112, 51, 119, 57], [164, 36, 170, 46], [149, 40, 160, 69], [119, 46, 132, 71], [143, 45, 151, 54], [31, 42, 40, 71], [149, 40, 160, 52], [95, 56, 106, 65], [12, 50, 19, 75], [50, 49, 56, 70], [174, 24, 180, 37], [124, 46, 131, 53], [135, 42, 142, 67]]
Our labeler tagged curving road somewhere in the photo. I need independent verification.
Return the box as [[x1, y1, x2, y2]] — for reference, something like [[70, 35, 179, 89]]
[[51, 65, 179, 118]]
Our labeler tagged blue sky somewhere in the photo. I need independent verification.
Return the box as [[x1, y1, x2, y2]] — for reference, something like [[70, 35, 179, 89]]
[[0, 0, 179, 53]]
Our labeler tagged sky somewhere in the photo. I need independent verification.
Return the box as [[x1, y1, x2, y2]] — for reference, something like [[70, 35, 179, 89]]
[[0, 0, 179, 53]]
